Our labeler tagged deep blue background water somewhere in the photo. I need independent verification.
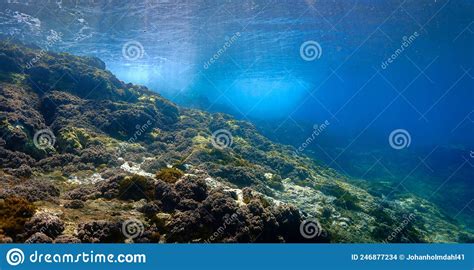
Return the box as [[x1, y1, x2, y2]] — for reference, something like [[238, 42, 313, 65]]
[[1, 0, 472, 146], [0, 0, 473, 226]]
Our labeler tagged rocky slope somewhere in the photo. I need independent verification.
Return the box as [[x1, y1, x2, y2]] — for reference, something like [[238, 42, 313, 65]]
[[0, 41, 472, 243]]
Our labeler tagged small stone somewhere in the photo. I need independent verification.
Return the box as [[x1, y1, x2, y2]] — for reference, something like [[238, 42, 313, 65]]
[[64, 200, 84, 209], [154, 212, 172, 229], [54, 235, 81, 243], [25, 232, 53, 243], [24, 212, 65, 238]]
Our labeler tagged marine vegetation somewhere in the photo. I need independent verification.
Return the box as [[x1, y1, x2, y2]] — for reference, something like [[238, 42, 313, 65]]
[[0, 41, 472, 243]]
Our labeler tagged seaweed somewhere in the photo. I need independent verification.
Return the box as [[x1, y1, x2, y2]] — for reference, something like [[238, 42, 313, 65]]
[[155, 168, 184, 184], [118, 175, 154, 201], [0, 196, 36, 240], [323, 184, 362, 211], [266, 174, 284, 191]]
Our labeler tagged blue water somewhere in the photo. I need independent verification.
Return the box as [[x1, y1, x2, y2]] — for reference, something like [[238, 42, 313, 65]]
[[6, 0, 468, 146], [1, 1, 472, 144], [0, 0, 473, 225]]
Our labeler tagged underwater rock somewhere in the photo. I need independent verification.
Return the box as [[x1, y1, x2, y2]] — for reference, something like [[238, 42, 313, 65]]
[[1, 179, 60, 202], [177, 198, 200, 211], [0, 196, 36, 241], [175, 174, 208, 202], [79, 145, 117, 166], [64, 200, 85, 209], [0, 234, 13, 243], [4, 164, 33, 178], [120, 161, 155, 178], [274, 204, 308, 242], [64, 187, 99, 201], [54, 234, 82, 243], [118, 175, 155, 201], [0, 147, 35, 169], [76, 221, 125, 243], [212, 166, 263, 187], [244, 199, 280, 242], [93, 173, 130, 199], [36, 153, 76, 172], [458, 233, 474, 243], [83, 56, 106, 70], [138, 201, 162, 217], [202, 189, 241, 222], [0, 83, 45, 157], [67, 173, 104, 185], [154, 179, 181, 212], [25, 232, 53, 243], [155, 167, 184, 184], [132, 224, 161, 243], [24, 212, 65, 239], [165, 210, 210, 243], [141, 158, 168, 173], [0, 52, 19, 73], [153, 212, 173, 232]]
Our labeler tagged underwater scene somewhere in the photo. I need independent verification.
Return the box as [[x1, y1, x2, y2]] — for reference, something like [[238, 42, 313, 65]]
[[0, 0, 472, 243]]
